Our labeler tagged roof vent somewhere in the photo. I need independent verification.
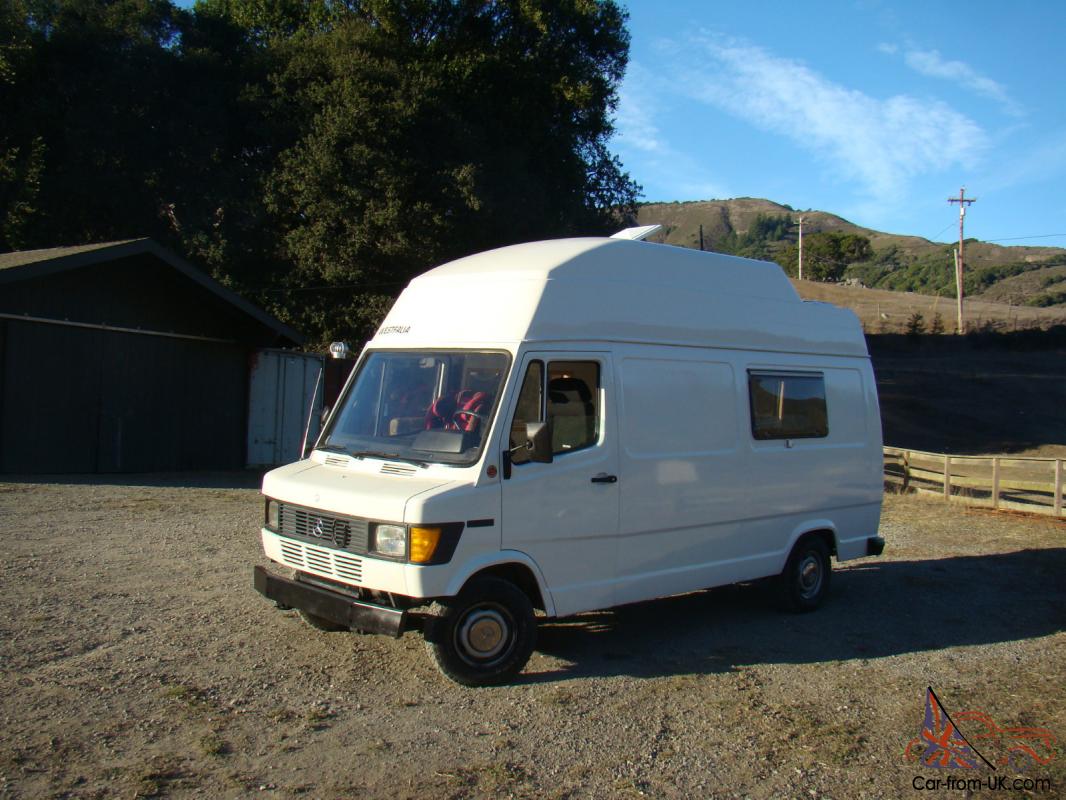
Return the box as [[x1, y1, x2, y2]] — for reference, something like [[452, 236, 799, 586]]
[[610, 224, 663, 241]]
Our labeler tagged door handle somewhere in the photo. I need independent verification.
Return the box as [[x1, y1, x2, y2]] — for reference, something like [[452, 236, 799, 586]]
[[590, 473, 618, 484]]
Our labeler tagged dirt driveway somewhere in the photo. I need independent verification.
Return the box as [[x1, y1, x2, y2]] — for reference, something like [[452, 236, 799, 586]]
[[0, 479, 1063, 799]]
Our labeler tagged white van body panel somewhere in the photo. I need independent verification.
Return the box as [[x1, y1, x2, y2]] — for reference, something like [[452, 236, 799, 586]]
[[371, 238, 865, 356], [260, 236, 882, 620], [498, 349, 621, 617], [437, 549, 557, 617]]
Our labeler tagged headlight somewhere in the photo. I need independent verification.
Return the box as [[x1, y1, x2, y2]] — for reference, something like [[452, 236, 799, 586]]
[[371, 524, 407, 557], [265, 499, 280, 530]]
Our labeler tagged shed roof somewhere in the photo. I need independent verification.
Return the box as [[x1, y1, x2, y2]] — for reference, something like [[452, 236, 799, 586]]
[[0, 238, 303, 346]]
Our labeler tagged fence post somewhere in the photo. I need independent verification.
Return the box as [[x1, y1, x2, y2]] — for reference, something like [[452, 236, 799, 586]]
[[944, 455, 951, 500], [902, 450, 910, 493], [1055, 460, 1063, 517], [991, 457, 1000, 510]]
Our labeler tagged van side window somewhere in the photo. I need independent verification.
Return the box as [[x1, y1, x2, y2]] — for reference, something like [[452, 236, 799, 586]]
[[509, 359, 601, 463], [547, 362, 600, 454], [509, 361, 543, 465], [748, 372, 828, 440]]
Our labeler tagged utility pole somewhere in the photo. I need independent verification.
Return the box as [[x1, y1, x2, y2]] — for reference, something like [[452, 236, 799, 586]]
[[797, 216, 805, 281], [947, 187, 976, 333]]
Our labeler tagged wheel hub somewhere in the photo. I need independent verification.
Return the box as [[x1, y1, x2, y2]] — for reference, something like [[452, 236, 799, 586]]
[[799, 555, 822, 597], [458, 608, 509, 660]]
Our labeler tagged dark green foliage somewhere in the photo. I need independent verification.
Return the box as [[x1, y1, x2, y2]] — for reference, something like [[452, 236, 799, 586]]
[[905, 312, 926, 337], [717, 213, 792, 260], [2, 0, 277, 276], [775, 231, 873, 281], [964, 255, 1066, 295], [1024, 289, 1066, 307], [929, 312, 946, 335], [876, 248, 956, 295], [0, 0, 638, 344], [842, 248, 1066, 300]]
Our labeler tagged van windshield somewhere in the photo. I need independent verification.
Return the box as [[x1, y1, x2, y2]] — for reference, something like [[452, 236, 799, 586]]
[[320, 351, 510, 466]]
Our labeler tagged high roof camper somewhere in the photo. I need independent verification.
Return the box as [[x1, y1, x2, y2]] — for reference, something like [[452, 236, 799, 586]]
[[254, 228, 884, 685]]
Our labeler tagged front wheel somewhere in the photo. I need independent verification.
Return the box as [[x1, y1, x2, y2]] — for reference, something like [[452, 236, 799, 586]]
[[424, 577, 537, 687], [779, 536, 831, 612]]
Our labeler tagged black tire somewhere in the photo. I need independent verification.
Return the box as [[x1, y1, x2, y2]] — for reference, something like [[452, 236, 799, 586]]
[[297, 609, 348, 632], [779, 536, 832, 612], [423, 577, 537, 687]]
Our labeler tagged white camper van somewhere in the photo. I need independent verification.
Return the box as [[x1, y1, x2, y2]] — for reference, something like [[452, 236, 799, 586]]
[[253, 230, 884, 686]]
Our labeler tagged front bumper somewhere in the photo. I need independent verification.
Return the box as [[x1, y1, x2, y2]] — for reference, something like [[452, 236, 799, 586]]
[[866, 536, 886, 556], [253, 566, 409, 637]]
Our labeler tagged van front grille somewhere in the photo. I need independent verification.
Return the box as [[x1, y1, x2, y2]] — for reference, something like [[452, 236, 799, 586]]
[[277, 503, 369, 554], [275, 539, 363, 584]]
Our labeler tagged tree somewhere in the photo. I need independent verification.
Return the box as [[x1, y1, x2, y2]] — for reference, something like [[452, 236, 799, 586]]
[[255, 0, 639, 342], [775, 231, 872, 281], [718, 213, 791, 260], [0, 0, 639, 345], [905, 312, 926, 337], [0, 0, 277, 274]]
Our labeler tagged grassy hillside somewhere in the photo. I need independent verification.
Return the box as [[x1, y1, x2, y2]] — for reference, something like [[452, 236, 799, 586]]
[[791, 278, 1066, 333], [635, 198, 1063, 268], [632, 199, 1066, 318]]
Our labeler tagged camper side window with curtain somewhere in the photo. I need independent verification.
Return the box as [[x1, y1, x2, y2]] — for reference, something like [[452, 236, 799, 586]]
[[748, 372, 828, 440]]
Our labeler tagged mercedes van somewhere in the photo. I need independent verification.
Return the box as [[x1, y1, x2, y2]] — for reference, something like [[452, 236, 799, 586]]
[[253, 228, 884, 685]]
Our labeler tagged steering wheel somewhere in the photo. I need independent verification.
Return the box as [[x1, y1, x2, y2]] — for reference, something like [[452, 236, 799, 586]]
[[452, 408, 488, 429]]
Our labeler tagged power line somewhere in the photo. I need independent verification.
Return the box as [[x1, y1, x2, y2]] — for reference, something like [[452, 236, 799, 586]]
[[927, 221, 956, 241], [982, 233, 1066, 243]]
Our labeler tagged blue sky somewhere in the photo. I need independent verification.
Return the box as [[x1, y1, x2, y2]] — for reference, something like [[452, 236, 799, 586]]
[[615, 1, 1066, 247]]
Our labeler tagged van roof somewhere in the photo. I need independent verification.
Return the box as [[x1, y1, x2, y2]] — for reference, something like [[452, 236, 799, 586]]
[[415, 237, 798, 302], [373, 238, 868, 358]]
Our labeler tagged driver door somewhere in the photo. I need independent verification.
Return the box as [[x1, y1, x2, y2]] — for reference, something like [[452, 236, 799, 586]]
[[500, 352, 620, 617]]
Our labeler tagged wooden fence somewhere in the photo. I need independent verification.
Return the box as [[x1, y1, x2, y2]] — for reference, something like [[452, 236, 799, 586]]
[[884, 447, 1064, 517]]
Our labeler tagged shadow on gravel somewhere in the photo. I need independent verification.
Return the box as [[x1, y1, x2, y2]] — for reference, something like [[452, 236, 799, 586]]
[[527, 548, 1066, 683], [0, 471, 264, 489]]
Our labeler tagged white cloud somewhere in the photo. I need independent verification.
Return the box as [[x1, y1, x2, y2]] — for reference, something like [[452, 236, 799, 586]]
[[616, 78, 667, 156], [876, 42, 898, 55], [671, 35, 987, 201], [615, 62, 730, 200], [900, 47, 1023, 116]]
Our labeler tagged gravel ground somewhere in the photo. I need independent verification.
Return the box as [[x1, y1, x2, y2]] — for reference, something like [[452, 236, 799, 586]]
[[0, 478, 1063, 799]]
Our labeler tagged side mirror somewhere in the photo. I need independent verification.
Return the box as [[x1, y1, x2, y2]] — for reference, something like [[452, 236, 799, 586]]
[[525, 421, 553, 464]]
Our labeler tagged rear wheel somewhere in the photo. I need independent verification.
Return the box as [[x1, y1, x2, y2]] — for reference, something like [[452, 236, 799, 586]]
[[779, 536, 831, 612], [424, 577, 537, 687]]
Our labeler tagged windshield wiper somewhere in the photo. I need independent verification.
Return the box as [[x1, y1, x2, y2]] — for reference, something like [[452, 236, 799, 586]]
[[349, 450, 430, 468], [314, 443, 350, 454]]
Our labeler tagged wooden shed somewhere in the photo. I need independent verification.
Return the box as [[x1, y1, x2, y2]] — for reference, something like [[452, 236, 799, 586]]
[[0, 239, 303, 473]]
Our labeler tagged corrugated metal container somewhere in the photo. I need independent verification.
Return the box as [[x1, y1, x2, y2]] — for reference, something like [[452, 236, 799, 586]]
[[247, 350, 324, 467]]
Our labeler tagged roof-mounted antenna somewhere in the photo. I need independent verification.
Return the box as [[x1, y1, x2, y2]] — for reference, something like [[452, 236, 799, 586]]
[[610, 224, 663, 241]]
